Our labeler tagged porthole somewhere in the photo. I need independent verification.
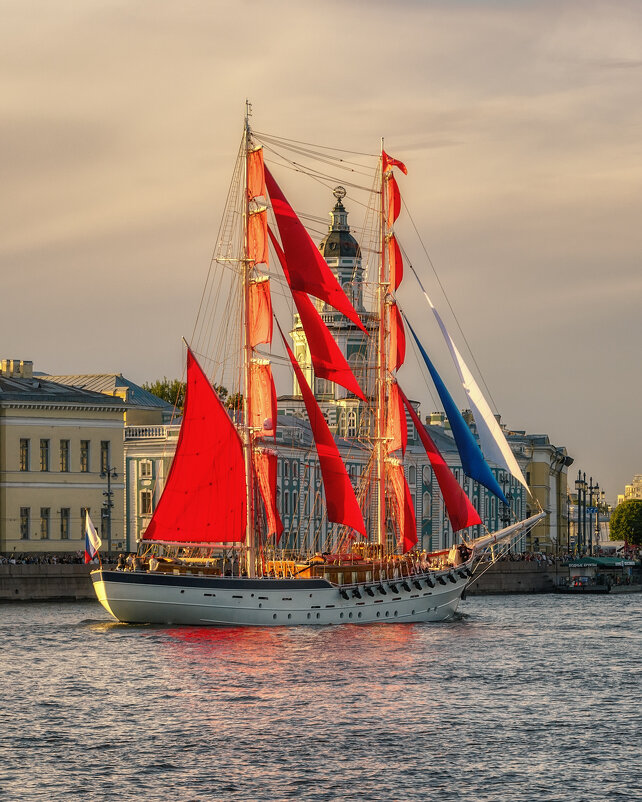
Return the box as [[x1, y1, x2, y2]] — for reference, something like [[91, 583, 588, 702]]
[[357, 612, 362, 618], [394, 610, 398, 617], [316, 613, 320, 619], [287, 613, 292, 619], [412, 610, 415, 615], [340, 612, 344, 619], [307, 613, 311, 619], [385, 610, 389, 617], [258, 603, 262, 608], [272, 614, 277, 620], [376, 611, 381, 618], [348, 612, 353, 619]]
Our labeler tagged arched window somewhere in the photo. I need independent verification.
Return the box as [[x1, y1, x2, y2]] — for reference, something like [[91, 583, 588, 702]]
[[422, 491, 431, 520], [292, 462, 298, 479], [347, 410, 357, 438], [408, 465, 416, 485], [423, 466, 432, 485]]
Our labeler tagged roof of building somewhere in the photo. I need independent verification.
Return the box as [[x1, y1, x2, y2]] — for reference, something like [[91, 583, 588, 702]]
[[0, 374, 125, 407], [39, 373, 174, 412], [318, 197, 361, 259]]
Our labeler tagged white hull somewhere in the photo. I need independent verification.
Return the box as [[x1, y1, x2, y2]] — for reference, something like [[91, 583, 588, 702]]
[[91, 563, 473, 626]]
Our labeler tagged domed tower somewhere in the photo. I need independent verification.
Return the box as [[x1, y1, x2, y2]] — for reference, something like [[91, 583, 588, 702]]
[[289, 187, 374, 435]]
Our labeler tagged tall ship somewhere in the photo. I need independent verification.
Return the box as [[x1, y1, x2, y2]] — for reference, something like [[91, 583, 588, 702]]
[[92, 107, 545, 626]]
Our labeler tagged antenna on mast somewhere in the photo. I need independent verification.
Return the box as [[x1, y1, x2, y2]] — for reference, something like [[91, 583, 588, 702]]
[[245, 99, 253, 134]]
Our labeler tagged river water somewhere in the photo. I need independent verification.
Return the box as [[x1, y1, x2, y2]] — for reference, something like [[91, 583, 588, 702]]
[[1, 594, 640, 802]]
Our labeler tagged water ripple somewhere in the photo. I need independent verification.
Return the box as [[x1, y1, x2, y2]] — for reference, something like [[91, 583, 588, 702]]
[[0, 596, 640, 801]]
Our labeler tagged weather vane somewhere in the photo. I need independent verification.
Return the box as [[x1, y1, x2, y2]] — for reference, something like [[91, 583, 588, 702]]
[[333, 186, 347, 200]]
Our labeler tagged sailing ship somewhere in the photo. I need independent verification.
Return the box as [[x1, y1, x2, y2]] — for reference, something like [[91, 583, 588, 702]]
[[91, 108, 545, 626]]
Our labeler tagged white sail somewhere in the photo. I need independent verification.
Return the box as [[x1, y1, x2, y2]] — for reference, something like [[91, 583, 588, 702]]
[[411, 268, 530, 495]]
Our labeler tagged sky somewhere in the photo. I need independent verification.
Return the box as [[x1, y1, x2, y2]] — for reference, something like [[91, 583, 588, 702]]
[[2, 0, 641, 503]]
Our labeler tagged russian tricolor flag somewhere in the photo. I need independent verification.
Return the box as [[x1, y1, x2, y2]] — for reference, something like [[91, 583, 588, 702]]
[[84, 511, 102, 564]]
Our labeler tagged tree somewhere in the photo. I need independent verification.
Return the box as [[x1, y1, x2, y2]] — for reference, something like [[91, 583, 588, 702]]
[[609, 499, 642, 546], [142, 378, 229, 412]]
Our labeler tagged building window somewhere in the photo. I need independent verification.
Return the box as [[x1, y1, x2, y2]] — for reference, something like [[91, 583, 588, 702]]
[[80, 507, 90, 537], [60, 508, 70, 540], [80, 441, 90, 473], [408, 465, 416, 485], [19, 439, 30, 472], [284, 461, 290, 479], [40, 439, 50, 472], [284, 491, 290, 515], [293, 462, 298, 479], [20, 507, 30, 540], [140, 490, 153, 515], [347, 410, 357, 438], [60, 440, 70, 472], [139, 460, 152, 478], [423, 492, 431, 520], [100, 441, 110, 474], [40, 508, 50, 540]]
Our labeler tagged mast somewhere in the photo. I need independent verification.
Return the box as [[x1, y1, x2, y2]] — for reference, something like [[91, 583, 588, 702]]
[[243, 101, 256, 576], [376, 138, 388, 552]]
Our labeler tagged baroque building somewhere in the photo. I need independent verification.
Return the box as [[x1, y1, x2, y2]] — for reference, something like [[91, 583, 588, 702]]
[[124, 189, 569, 554]]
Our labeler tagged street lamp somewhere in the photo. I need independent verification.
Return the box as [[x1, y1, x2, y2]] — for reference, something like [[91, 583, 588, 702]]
[[588, 478, 598, 556], [574, 470, 587, 554], [101, 465, 117, 557]]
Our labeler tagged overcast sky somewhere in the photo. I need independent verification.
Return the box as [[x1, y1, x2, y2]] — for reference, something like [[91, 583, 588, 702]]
[[2, 0, 641, 503]]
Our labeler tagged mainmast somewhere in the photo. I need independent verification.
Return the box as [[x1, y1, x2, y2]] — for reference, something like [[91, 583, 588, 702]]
[[376, 139, 388, 552], [242, 100, 256, 576]]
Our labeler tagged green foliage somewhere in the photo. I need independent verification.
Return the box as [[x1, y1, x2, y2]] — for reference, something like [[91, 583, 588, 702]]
[[609, 499, 642, 546], [142, 377, 230, 412]]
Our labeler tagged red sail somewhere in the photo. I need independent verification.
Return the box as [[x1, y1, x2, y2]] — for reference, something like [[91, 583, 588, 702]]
[[386, 173, 401, 227], [388, 301, 406, 373], [248, 277, 273, 347], [143, 349, 247, 543], [382, 150, 408, 175], [248, 208, 268, 266], [264, 167, 367, 334], [399, 387, 481, 533], [281, 334, 366, 536], [269, 226, 366, 401], [247, 146, 266, 200], [249, 360, 276, 440], [387, 234, 403, 291], [387, 460, 417, 553], [385, 381, 407, 455], [253, 448, 283, 541]]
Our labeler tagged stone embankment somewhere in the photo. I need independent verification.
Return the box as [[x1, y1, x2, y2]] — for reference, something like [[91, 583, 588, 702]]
[[0, 564, 97, 601], [467, 561, 558, 595], [0, 561, 560, 602]]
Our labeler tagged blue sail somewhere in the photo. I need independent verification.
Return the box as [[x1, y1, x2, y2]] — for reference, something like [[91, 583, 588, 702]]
[[406, 318, 509, 505]]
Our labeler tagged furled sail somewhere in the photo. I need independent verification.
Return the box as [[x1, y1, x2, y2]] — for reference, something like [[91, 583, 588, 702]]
[[281, 332, 366, 536], [264, 167, 367, 334], [143, 348, 247, 543], [410, 270, 530, 494], [388, 301, 406, 373], [249, 359, 276, 440], [247, 146, 266, 200], [248, 276, 273, 347], [385, 381, 407, 456], [269, 226, 366, 400], [386, 459, 417, 553], [248, 207, 269, 266], [398, 386, 482, 533], [386, 173, 401, 227], [387, 234, 403, 292], [406, 317, 509, 505], [253, 448, 283, 541]]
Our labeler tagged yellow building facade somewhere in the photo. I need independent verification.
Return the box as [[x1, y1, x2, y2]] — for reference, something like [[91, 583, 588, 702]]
[[0, 360, 125, 555]]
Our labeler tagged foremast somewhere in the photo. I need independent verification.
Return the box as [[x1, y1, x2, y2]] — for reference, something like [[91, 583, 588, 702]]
[[242, 102, 256, 576]]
